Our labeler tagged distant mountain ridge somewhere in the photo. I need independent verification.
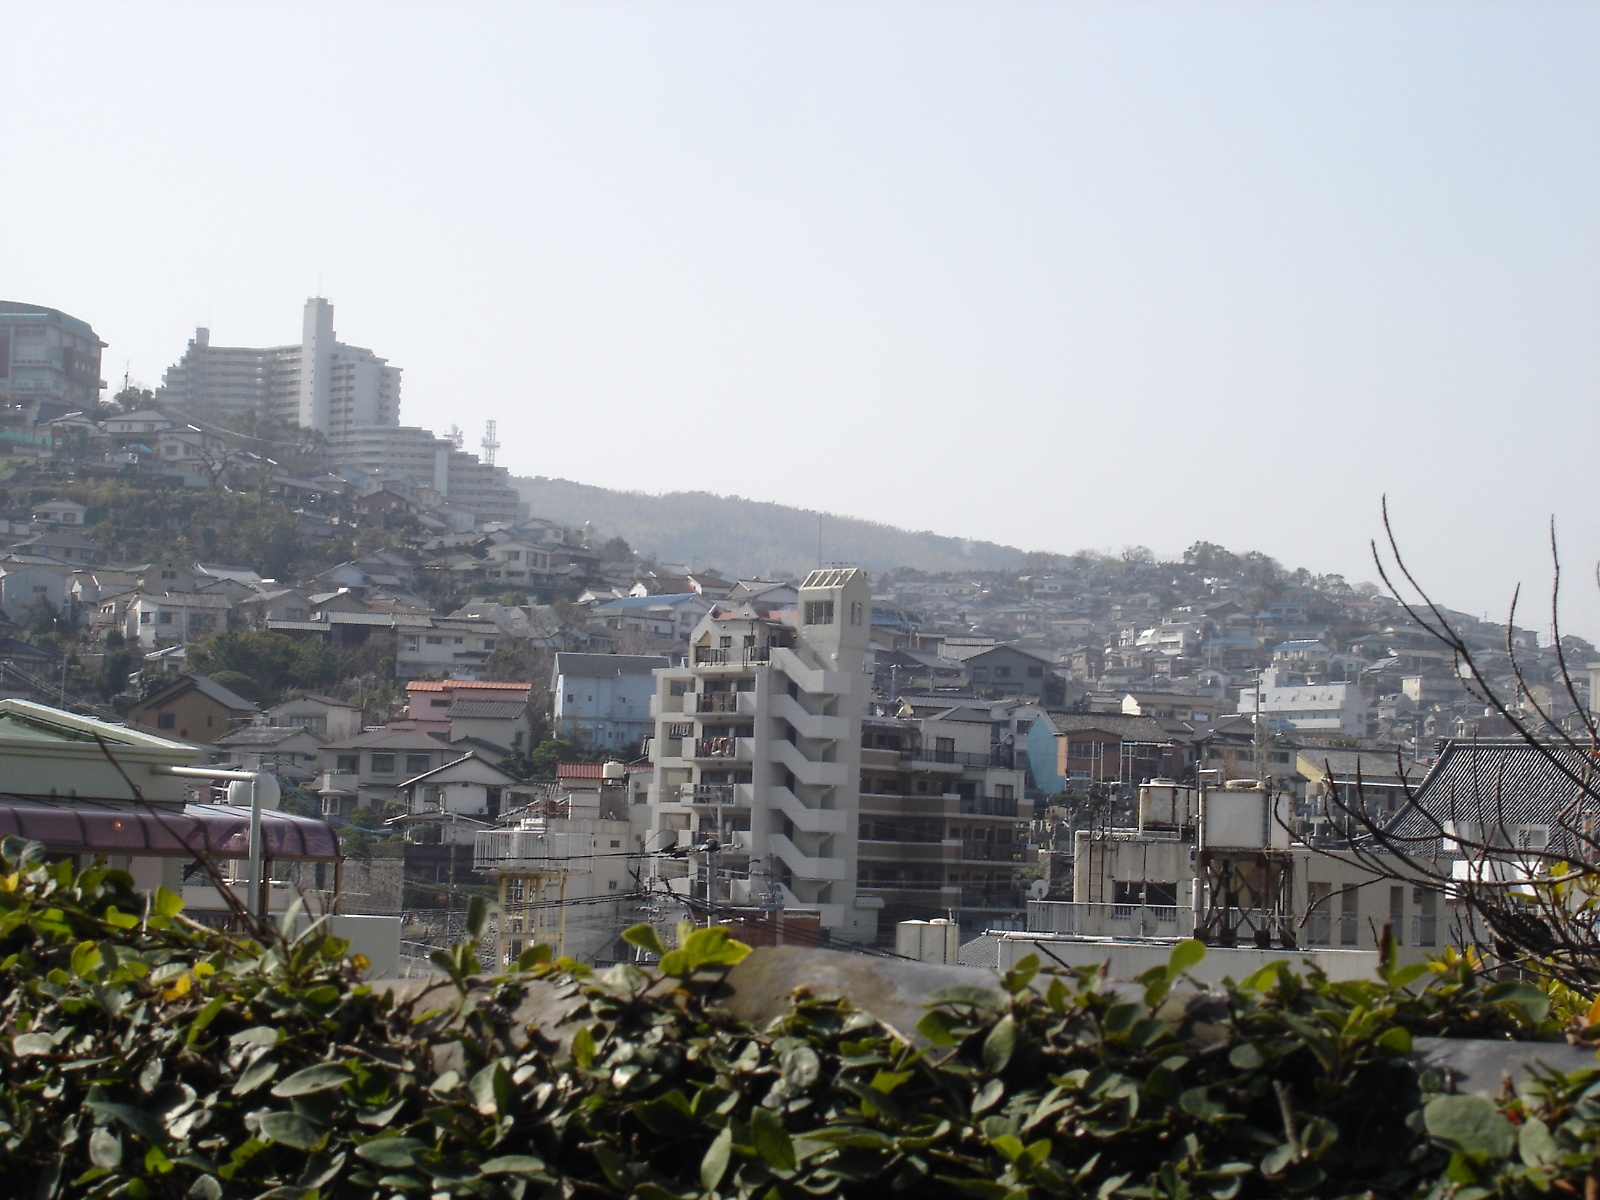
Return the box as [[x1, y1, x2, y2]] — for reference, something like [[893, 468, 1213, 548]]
[[512, 477, 1026, 577]]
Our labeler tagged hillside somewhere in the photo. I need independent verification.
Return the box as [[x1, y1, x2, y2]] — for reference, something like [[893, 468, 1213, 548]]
[[512, 477, 1026, 577]]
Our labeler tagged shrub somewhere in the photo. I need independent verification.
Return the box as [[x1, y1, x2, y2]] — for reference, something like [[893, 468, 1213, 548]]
[[1, 836, 1597, 1198]]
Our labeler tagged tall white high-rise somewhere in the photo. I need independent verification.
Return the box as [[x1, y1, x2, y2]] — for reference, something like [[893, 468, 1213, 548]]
[[643, 567, 882, 942], [159, 298, 400, 441]]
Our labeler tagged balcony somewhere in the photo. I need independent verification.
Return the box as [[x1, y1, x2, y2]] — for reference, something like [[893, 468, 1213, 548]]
[[693, 647, 771, 668], [692, 691, 747, 714], [690, 737, 751, 761], [858, 838, 961, 864], [1027, 899, 1196, 937], [957, 842, 1025, 864], [956, 795, 1020, 818], [681, 783, 750, 808]]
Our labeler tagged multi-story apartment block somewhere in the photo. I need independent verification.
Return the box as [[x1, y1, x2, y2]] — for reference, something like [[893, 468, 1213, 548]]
[[644, 568, 881, 943], [857, 711, 1032, 935], [159, 299, 398, 438], [0, 301, 107, 420]]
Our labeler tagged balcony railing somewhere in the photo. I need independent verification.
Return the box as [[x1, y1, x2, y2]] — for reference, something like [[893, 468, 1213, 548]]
[[694, 691, 743, 714], [1027, 900, 1196, 936], [682, 784, 746, 806], [893, 747, 1018, 769], [692, 738, 747, 759], [693, 647, 771, 667]]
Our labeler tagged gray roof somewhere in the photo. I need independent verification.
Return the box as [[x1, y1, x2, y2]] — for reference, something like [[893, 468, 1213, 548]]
[[325, 728, 451, 751], [1040, 711, 1171, 742], [449, 700, 528, 720], [553, 653, 672, 678], [182, 675, 260, 713], [213, 725, 320, 749], [1390, 739, 1599, 846]]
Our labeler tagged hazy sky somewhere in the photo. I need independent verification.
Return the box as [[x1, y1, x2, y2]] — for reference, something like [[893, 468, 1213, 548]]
[[7, 3, 1597, 637]]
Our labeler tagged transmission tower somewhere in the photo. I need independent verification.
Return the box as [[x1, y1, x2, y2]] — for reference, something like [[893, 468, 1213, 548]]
[[481, 419, 500, 466]]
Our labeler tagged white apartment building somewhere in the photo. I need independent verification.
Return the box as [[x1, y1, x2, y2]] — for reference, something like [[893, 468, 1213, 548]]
[[1236, 668, 1368, 738], [644, 568, 881, 942], [158, 299, 399, 438]]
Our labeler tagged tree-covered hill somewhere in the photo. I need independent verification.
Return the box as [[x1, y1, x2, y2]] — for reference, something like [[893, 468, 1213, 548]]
[[512, 476, 1027, 576]]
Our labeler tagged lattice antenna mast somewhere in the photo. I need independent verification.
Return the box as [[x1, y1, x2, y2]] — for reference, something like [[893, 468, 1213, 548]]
[[481, 419, 500, 466]]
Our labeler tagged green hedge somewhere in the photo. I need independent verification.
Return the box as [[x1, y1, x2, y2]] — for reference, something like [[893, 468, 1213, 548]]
[[1, 836, 1596, 1199]]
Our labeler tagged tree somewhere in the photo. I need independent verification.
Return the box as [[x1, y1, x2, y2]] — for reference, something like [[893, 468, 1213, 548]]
[[186, 629, 339, 703], [1321, 505, 1600, 1000]]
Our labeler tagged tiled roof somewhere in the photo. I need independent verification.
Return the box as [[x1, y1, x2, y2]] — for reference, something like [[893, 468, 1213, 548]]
[[1390, 739, 1600, 842], [448, 700, 528, 720], [557, 762, 605, 779], [407, 679, 531, 693], [1040, 711, 1170, 742]]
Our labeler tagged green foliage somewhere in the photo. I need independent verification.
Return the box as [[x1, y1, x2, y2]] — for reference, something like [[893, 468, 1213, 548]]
[[3, 840, 1600, 1199], [186, 629, 339, 704]]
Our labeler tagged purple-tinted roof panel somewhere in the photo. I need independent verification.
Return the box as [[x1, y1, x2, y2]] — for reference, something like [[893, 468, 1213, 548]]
[[0, 797, 340, 861]]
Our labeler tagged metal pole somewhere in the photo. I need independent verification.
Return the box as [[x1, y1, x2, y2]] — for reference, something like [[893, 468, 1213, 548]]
[[248, 773, 264, 921]]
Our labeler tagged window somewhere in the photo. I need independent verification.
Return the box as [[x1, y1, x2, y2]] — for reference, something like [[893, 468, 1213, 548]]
[[1389, 886, 1405, 945], [849, 601, 863, 625], [453, 637, 464, 645], [337, 754, 359, 773], [405, 753, 432, 775], [157, 712, 176, 729], [994, 666, 1011, 679], [1027, 666, 1043, 677], [430, 698, 449, 708], [140, 612, 152, 625], [158, 612, 175, 625], [370, 753, 396, 775], [804, 600, 834, 626], [1339, 888, 1359, 945], [425, 636, 443, 645], [1307, 882, 1331, 945]]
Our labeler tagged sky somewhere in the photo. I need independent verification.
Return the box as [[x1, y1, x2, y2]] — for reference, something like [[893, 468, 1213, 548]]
[[5, 2, 1597, 639]]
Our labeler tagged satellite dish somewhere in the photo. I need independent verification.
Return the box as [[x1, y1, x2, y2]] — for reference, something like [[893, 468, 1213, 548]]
[[1027, 878, 1048, 900]]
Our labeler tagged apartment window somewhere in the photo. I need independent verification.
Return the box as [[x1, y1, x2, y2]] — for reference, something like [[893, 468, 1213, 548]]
[[405, 753, 432, 775], [1306, 882, 1331, 945], [1339, 888, 1359, 945], [337, 754, 359, 773], [370, 753, 396, 775], [157, 712, 176, 729], [804, 600, 834, 626]]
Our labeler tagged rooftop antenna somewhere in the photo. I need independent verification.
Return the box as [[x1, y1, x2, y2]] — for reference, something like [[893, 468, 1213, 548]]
[[481, 419, 500, 466]]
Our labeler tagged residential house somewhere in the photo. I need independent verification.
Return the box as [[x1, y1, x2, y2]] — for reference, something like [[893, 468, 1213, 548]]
[[394, 618, 500, 679], [126, 674, 260, 744], [397, 753, 532, 844], [960, 644, 1056, 700], [10, 529, 98, 565], [448, 698, 533, 756], [123, 591, 234, 648], [315, 728, 463, 818], [0, 560, 71, 611], [552, 652, 672, 751], [210, 725, 325, 780], [266, 694, 365, 742], [1025, 711, 1182, 796], [30, 499, 87, 526]]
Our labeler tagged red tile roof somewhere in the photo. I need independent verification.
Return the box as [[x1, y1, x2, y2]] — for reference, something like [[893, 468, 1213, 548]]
[[407, 679, 531, 693]]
